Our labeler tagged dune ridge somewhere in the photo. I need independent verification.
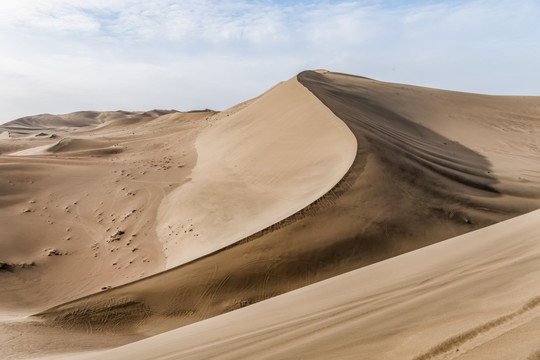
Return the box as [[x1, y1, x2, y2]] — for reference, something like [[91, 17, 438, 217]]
[[28, 76, 358, 331], [156, 76, 357, 267]]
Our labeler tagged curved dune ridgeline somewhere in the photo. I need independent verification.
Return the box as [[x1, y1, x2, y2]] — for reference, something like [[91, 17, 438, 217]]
[[156, 77, 357, 267], [2, 70, 540, 359], [0, 76, 357, 358]]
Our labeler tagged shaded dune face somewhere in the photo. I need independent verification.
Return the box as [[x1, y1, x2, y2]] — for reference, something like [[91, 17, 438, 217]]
[[299, 71, 540, 202], [298, 71, 499, 196], [155, 77, 356, 267], [33, 72, 540, 342]]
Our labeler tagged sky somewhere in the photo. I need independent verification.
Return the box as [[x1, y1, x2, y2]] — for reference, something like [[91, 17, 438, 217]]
[[1, 0, 539, 124]]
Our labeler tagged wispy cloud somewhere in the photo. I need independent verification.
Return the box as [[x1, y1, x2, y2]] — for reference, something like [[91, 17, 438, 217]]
[[1, 0, 539, 123]]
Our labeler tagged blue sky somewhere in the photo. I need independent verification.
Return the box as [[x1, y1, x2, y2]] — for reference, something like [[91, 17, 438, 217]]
[[1, 0, 539, 123]]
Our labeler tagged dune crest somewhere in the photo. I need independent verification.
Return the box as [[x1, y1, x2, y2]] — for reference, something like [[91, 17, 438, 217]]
[[157, 77, 357, 267]]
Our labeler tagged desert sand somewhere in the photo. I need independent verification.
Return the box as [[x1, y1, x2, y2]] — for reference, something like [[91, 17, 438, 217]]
[[1, 70, 539, 359], [79, 208, 540, 360]]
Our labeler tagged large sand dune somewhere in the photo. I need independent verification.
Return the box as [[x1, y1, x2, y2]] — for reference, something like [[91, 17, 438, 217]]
[[1, 70, 539, 359], [156, 77, 356, 266], [81, 208, 540, 360]]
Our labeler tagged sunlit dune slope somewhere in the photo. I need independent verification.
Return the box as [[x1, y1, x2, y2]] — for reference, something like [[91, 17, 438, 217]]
[[83, 209, 540, 360], [32, 71, 540, 342], [156, 76, 356, 266], [0, 110, 207, 312]]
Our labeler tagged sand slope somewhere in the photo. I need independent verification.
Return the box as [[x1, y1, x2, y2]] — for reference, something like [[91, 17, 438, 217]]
[[299, 71, 540, 203], [0, 110, 207, 313], [157, 77, 356, 266], [83, 209, 540, 360]]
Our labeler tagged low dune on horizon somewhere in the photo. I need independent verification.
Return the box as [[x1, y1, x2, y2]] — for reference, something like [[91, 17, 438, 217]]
[[1, 70, 540, 359]]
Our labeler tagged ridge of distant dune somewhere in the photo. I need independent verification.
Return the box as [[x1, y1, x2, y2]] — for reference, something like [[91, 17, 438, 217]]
[[0, 110, 178, 136], [4, 111, 104, 130]]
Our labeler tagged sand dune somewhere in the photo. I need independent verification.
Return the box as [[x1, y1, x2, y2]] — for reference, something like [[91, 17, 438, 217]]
[[1, 111, 172, 135], [0, 110, 206, 314], [34, 71, 539, 336], [299, 71, 540, 201], [157, 77, 356, 266], [7, 138, 120, 157], [79, 209, 540, 360], [1, 70, 539, 359]]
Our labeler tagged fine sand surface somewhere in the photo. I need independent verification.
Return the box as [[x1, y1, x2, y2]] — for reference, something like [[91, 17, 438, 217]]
[[0, 109, 207, 313], [157, 77, 356, 266], [1, 70, 539, 359], [79, 209, 540, 360]]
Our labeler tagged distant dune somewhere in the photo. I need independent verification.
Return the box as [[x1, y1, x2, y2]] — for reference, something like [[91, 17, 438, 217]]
[[1, 71, 539, 359], [2, 110, 175, 134]]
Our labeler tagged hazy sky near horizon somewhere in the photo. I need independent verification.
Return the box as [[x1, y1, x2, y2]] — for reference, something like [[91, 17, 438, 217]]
[[1, 0, 539, 123]]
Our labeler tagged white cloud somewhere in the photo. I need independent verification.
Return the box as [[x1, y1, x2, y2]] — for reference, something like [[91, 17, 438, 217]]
[[0, 1, 100, 33], [1, 0, 539, 123]]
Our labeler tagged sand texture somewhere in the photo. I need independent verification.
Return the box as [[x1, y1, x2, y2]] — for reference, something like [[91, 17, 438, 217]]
[[81, 209, 540, 360], [156, 77, 356, 266], [1, 70, 539, 359]]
